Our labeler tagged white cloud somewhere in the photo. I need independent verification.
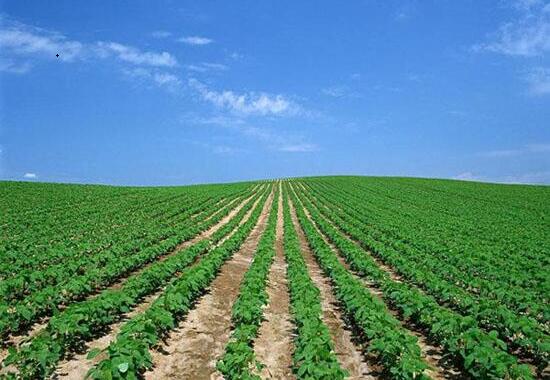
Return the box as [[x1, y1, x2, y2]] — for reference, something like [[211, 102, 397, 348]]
[[212, 145, 240, 155], [0, 19, 83, 62], [153, 72, 180, 86], [178, 36, 213, 45], [188, 115, 246, 126], [278, 143, 319, 152], [189, 78, 301, 116], [185, 114, 317, 153], [453, 172, 481, 181], [151, 30, 172, 38], [186, 62, 228, 72], [475, 2, 550, 56], [478, 142, 550, 158], [23, 172, 36, 179], [122, 67, 181, 89], [525, 66, 550, 94], [229, 51, 244, 61], [0, 58, 31, 74], [95, 42, 177, 67], [321, 85, 360, 98], [0, 17, 179, 78]]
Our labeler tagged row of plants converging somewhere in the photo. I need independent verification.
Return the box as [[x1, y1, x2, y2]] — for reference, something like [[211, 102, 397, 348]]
[[85, 186, 273, 379], [288, 184, 430, 380], [1, 191, 231, 304], [0, 187, 252, 343], [281, 187, 347, 379], [216, 185, 280, 379], [293, 181, 536, 379], [311, 177, 546, 309], [1, 183, 253, 279], [300, 179, 549, 370], [310, 179, 547, 321], [1, 186, 269, 379]]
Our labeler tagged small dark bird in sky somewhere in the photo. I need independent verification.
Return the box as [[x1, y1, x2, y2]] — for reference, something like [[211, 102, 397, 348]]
[[56, 54, 59, 57]]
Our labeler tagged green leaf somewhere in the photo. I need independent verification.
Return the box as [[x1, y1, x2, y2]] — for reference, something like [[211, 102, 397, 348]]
[[118, 362, 129, 373]]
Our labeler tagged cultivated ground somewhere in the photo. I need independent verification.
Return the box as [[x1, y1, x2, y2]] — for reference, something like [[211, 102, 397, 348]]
[[0, 177, 548, 379]]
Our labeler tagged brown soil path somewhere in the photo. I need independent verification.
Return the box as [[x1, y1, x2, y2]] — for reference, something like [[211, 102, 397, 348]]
[[290, 183, 463, 379], [50, 189, 264, 380], [143, 187, 275, 380], [287, 196, 373, 380], [253, 185, 295, 379]]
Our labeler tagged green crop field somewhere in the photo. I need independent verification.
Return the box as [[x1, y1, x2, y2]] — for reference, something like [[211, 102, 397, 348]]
[[0, 177, 548, 379]]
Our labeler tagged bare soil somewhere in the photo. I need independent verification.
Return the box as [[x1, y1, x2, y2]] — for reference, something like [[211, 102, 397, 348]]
[[288, 198, 373, 379], [253, 187, 295, 379], [143, 188, 274, 380]]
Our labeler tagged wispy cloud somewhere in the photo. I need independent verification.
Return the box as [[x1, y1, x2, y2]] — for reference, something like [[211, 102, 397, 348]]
[[0, 17, 182, 91], [189, 78, 302, 117], [478, 142, 550, 158], [474, 1, 550, 56], [278, 143, 318, 152], [394, 3, 417, 22], [187, 114, 318, 153], [178, 36, 213, 45], [151, 30, 172, 39], [186, 62, 228, 72], [479, 149, 523, 158], [122, 67, 181, 90], [453, 169, 550, 184], [499, 170, 550, 184], [525, 66, 550, 94], [0, 58, 31, 73], [453, 172, 481, 181], [23, 172, 36, 179], [0, 17, 179, 74], [321, 85, 360, 98], [95, 42, 177, 67], [0, 18, 83, 62]]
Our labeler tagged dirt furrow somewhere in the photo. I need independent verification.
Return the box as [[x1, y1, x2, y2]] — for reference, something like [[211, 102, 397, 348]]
[[253, 186, 294, 379], [292, 185, 463, 379], [288, 198, 372, 380], [47, 190, 263, 379], [143, 188, 274, 380], [52, 291, 160, 380]]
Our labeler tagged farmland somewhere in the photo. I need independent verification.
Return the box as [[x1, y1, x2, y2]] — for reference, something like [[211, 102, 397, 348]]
[[0, 177, 548, 379]]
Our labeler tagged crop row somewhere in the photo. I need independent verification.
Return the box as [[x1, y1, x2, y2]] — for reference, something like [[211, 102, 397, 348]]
[[2, 186, 268, 379], [2, 189, 202, 273], [281, 187, 347, 379], [293, 182, 536, 379], [0, 191, 234, 304], [1, 183, 256, 280], [288, 184, 430, 380], [216, 185, 280, 379], [0, 188, 251, 342], [309, 179, 547, 322], [85, 186, 272, 379], [300, 180, 548, 368]]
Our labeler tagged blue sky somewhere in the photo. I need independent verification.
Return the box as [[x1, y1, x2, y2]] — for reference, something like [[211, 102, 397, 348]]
[[1, 0, 549, 185]]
